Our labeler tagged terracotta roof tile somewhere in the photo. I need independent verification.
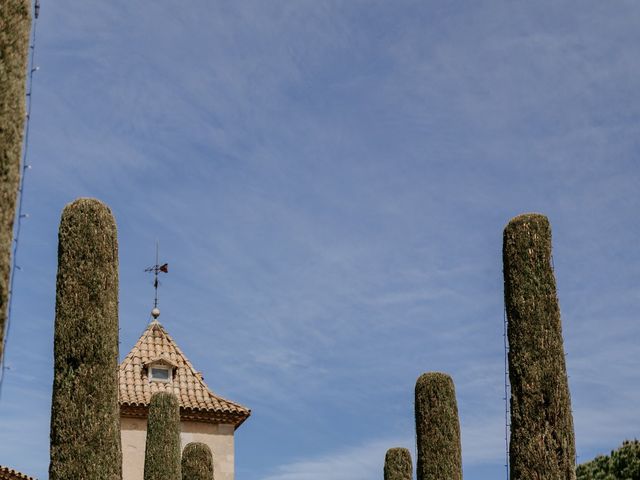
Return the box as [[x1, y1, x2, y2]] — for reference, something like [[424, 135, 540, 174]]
[[0, 466, 36, 480], [119, 321, 250, 426]]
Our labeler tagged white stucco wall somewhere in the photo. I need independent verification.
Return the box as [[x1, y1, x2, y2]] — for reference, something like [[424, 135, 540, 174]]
[[121, 417, 235, 480]]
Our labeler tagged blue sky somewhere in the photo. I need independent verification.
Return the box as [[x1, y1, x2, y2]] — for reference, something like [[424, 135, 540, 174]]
[[1, 1, 639, 479]]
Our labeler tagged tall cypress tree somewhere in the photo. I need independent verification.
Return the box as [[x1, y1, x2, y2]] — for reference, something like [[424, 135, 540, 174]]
[[182, 442, 214, 480], [384, 447, 412, 480], [49, 198, 122, 480], [145, 391, 182, 480], [415, 372, 462, 480], [0, 0, 31, 364], [503, 213, 576, 480]]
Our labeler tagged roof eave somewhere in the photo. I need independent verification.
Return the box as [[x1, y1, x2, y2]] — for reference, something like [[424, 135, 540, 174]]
[[120, 403, 250, 429]]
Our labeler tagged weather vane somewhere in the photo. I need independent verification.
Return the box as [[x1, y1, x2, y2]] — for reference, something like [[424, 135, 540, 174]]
[[144, 241, 168, 321]]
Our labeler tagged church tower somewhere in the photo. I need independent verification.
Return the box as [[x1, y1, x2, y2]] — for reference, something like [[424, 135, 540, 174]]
[[118, 319, 250, 480]]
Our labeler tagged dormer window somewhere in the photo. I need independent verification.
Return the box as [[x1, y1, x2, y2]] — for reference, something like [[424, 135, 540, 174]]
[[150, 365, 171, 382], [145, 355, 177, 384]]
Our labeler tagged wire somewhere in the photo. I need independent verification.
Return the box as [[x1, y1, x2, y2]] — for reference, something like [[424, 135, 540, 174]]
[[503, 307, 510, 480], [0, 1, 40, 401]]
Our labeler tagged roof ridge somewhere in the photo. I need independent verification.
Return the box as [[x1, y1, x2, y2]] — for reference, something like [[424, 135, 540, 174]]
[[155, 324, 240, 405], [162, 326, 249, 411]]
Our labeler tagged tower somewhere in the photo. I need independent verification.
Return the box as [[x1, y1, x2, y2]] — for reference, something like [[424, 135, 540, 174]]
[[118, 318, 250, 480]]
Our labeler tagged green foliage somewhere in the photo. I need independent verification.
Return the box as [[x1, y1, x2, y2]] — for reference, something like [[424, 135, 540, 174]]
[[182, 442, 214, 480], [145, 392, 182, 480], [0, 0, 30, 364], [49, 198, 122, 480], [576, 440, 640, 480], [414, 372, 462, 480], [503, 213, 576, 480], [384, 447, 412, 480]]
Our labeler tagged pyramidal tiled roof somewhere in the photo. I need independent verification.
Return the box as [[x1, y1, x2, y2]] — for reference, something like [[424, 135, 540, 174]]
[[119, 320, 250, 428]]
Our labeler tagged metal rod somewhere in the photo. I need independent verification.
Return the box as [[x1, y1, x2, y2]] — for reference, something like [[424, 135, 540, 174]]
[[504, 307, 510, 479], [154, 241, 159, 309]]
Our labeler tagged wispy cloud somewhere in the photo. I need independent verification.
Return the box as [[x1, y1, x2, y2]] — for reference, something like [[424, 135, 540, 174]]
[[261, 438, 407, 480]]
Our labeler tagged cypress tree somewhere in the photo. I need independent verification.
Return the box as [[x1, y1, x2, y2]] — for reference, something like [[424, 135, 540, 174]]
[[384, 447, 412, 480], [0, 0, 31, 364], [415, 372, 462, 480], [182, 442, 214, 480], [49, 198, 122, 480], [503, 213, 576, 480], [145, 391, 182, 480]]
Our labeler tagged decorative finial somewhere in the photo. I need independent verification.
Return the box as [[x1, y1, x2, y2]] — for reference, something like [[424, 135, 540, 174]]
[[145, 241, 168, 322]]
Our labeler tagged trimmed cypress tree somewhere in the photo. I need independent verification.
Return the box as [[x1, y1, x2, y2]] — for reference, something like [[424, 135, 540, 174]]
[[384, 447, 412, 480], [0, 0, 31, 364], [503, 213, 576, 480], [182, 442, 214, 480], [145, 391, 182, 480], [49, 198, 122, 480], [415, 372, 462, 480]]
